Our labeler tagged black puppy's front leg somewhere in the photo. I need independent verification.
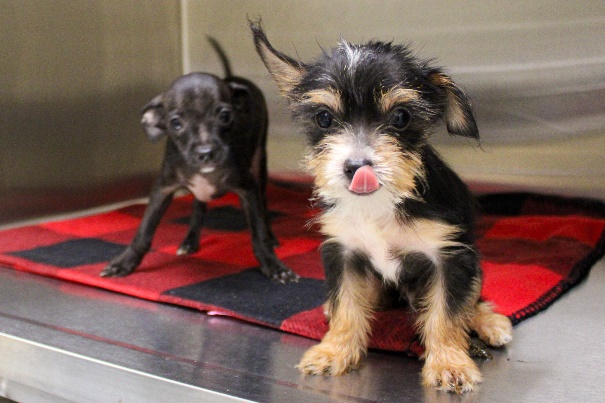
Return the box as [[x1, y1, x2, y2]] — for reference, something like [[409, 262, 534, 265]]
[[177, 199, 207, 255], [237, 179, 299, 283], [101, 181, 174, 277]]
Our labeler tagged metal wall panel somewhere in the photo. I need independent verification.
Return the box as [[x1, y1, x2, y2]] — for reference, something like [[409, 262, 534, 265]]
[[0, 1, 182, 225], [182, 0, 605, 199]]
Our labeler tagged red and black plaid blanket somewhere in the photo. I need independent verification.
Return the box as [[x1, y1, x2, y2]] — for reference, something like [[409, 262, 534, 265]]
[[1, 182, 604, 354]]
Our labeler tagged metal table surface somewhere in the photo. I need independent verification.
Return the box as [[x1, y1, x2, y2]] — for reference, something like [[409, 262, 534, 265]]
[[0, 255, 604, 402]]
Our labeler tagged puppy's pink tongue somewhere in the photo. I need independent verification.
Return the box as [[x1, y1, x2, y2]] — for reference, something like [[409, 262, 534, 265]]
[[349, 165, 380, 194]]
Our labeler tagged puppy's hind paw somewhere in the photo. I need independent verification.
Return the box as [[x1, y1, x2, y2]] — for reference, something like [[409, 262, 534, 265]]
[[176, 242, 199, 256], [262, 261, 300, 283], [474, 311, 513, 347], [272, 269, 300, 284]]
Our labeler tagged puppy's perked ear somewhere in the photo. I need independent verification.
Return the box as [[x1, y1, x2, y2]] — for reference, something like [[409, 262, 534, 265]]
[[430, 73, 479, 140], [249, 19, 305, 97], [141, 95, 166, 142]]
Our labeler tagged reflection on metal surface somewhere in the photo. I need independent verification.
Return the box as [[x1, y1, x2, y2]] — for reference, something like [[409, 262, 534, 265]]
[[0, 333, 251, 403], [1, 258, 605, 401]]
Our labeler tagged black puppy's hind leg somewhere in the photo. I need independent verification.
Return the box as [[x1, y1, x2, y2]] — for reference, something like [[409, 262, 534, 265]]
[[252, 146, 279, 247], [177, 199, 207, 255], [101, 181, 174, 277], [237, 177, 298, 283]]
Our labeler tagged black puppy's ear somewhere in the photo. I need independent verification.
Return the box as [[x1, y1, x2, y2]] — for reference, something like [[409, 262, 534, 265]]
[[429, 72, 479, 140], [229, 82, 252, 113], [249, 19, 305, 98], [141, 95, 166, 142]]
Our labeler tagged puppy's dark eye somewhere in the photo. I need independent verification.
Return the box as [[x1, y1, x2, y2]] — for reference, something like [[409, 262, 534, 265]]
[[389, 108, 411, 130], [315, 110, 333, 129], [218, 109, 233, 126], [169, 117, 183, 131]]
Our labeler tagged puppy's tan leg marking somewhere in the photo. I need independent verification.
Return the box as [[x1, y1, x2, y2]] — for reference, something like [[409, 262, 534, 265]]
[[418, 280, 482, 393], [470, 301, 513, 347], [298, 270, 381, 375], [322, 301, 331, 320]]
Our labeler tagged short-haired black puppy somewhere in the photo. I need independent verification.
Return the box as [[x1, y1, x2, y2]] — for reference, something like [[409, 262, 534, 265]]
[[101, 37, 298, 283], [250, 21, 511, 392]]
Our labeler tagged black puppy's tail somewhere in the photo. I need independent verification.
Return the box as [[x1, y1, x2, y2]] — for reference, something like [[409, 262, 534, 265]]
[[207, 36, 233, 78]]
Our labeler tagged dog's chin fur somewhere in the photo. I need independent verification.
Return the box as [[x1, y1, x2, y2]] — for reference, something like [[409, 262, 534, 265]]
[[251, 20, 512, 394], [318, 197, 465, 285]]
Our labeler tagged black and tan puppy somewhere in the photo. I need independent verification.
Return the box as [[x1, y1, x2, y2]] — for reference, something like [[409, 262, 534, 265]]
[[250, 22, 512, 392], [101, 38, 298, 283]]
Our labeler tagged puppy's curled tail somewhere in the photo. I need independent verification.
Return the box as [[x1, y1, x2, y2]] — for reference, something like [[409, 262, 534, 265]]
[[207, 36, 233, 78]]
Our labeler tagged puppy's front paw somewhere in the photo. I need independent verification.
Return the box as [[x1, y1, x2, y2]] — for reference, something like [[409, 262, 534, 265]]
[[100, 262, 135, 277], [298, 342, 360, 376], [100, 249, 140, 277], [422, 355, 482, 394]]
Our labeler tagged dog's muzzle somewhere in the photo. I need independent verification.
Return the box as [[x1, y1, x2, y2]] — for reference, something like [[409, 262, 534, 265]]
[[344, 159, 380, 195], [194, 144, 226, 172]]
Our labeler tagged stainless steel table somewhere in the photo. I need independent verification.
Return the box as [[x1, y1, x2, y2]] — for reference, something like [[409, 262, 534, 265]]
[[0, 257, 603, 402]]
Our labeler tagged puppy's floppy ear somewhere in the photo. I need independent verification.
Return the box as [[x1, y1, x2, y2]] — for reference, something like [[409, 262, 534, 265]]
[[141, 95, 166, 142], [429, 72, 479, 140], [249, 19, 305, 98]]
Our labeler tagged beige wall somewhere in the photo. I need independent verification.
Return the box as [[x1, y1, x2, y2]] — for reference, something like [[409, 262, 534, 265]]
[[0, 0, 602, 222], [182, 0, 605, 199], [0, 0, 181, 189]]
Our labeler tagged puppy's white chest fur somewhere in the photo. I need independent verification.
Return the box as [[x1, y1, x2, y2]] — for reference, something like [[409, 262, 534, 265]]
[[187, 174, 216, 202], [320, 197, 459, 283]]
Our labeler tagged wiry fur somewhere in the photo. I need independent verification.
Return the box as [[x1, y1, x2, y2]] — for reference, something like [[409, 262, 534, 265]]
[[250, 20, 512, 393]]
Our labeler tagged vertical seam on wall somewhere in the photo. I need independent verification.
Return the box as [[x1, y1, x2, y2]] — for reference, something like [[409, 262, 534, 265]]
[[179, 0, 190, 74]]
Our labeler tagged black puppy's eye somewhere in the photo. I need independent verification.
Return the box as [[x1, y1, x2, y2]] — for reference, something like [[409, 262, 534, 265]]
[[169, 117, 183, 131], [389, 108, 411, 130], [218, 109, 233, 125], [315, 110, 333, 129]]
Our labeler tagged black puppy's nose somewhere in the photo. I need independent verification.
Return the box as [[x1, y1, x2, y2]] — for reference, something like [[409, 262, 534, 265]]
[[343, 159, 372, 180], [196, 145, 214, 162]]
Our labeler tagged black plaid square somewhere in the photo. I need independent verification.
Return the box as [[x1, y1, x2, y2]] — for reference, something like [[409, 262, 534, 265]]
[[164, 268, 326, 326], [9, 238, 125, 268]]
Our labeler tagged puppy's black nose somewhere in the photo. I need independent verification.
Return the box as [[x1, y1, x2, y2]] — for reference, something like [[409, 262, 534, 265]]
[[196, 145, 214, 162], [343, 159, 372, 180]]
